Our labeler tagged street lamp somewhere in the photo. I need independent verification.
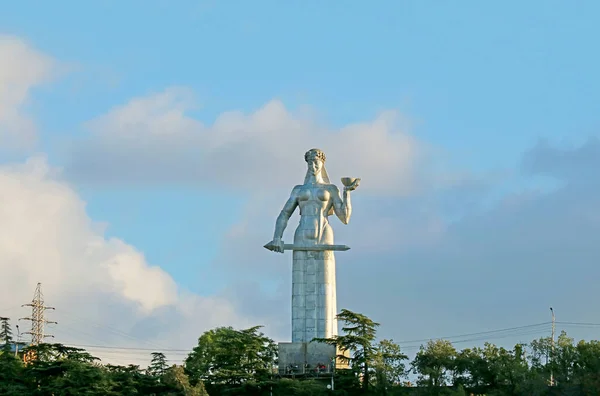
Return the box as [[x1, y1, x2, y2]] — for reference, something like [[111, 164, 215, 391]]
[[550, 307, 555, 386], [15, 324, 20, 358], [330, 356, 335, 391]]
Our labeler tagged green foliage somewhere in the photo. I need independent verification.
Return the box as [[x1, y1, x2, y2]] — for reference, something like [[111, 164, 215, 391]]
[[185, 325, 277, 387], [104, 364, 156, 394], [162, 364, 210, 395], [552, 330, 576, 384], [272, 378, 330, 395], [572, 339, 600, 394], [453, 342, 528, 392], [0, 341, 198, 395], [412, 339, 457, 387], [0, 318, 28, 395], [148, 351, 169, 377], [372, 339, 409, 392], [313, 309, 380, 391], [4, 310, 600, 395], [22, 344, 109, 394], [0, 317, 13, 346]]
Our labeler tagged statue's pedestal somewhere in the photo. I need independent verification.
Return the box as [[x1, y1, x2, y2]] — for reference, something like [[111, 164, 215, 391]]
[[277, 342, 350, 375]]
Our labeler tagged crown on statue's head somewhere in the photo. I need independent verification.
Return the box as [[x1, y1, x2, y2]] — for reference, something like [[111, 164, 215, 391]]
[[304, 148, 326, 163]]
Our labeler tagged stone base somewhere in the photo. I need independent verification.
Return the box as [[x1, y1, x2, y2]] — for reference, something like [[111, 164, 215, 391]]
[[277, 342, 350, 375]]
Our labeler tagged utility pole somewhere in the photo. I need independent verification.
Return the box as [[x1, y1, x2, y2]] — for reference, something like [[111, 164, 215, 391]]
[[15, 324, 20, 357], [550, 307, 555, 386], [331, 356, 335, 391], [20, 283, 57, 345]]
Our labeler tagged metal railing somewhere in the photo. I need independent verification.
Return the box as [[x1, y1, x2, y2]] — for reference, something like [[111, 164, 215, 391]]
[[279, 363, 333, 376]]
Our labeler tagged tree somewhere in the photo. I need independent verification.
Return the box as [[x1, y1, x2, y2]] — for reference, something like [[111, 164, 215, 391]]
[[185, 325, 277, 388], [313, 309, 380, 392], [480, 343, 528, 393], [372, 339, 408, 392], [0, 316, 13, 347], [528, 335, 552, 373], [454, 347, 485, 388], [0, 317, 27, 395], [411, 339, 457, 387], [0, 316, 14, 362], [163, 365, 209, 395], [273, 378, 329, 396], [550, 330, 576, 385], [104, 364, 161, 395], [572, 339, 600, 394], [20, 343, 111, 394], [148, 351, 169, 377]]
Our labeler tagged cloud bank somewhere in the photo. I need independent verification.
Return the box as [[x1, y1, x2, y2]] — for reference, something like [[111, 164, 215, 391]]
[[65, 88, 425, 196], [0, 36, 54, 150], [0, 157, 256, 365]]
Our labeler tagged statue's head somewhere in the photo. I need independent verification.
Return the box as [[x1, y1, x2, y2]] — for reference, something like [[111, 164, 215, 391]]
[[304, 148, 326, 176]]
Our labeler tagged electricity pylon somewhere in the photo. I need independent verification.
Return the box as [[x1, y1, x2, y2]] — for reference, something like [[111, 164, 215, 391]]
[[20, 283, 57, 345]]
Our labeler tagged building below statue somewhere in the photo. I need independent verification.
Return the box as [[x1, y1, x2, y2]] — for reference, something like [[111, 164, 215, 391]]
[[278, 342, 350, 375]]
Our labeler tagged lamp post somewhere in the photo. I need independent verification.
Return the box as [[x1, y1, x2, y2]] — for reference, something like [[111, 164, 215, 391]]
[[330, 356, 335, 391], [15, 324, 20, 357], [550, 307, 555, 386]]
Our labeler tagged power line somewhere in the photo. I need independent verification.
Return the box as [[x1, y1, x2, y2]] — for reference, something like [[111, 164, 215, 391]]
[[68, 343, 191, 353], [399, 328, 551, 351], [57, 308, 170, 350], [396, 322, 551, 345], [443, 328, 549, 345], [62, 322, 554, 354], [556, 321, 600, 327], [55, 316, 143, 352], [52, 321, 187, 355]]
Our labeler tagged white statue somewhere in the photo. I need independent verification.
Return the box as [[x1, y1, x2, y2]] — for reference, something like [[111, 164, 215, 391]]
[[265, 148, 359, 343]]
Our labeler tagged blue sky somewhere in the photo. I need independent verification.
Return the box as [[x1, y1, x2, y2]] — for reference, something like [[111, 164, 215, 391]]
[[2, 1, 600, 364]]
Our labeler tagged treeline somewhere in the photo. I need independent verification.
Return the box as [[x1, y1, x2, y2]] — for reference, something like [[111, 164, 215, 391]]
[[0, 317, 206, 396], [2, 312, 600, 395]]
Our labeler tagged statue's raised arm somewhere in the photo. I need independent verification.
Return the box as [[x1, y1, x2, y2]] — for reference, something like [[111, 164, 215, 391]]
[[328, 177, 360, 225]]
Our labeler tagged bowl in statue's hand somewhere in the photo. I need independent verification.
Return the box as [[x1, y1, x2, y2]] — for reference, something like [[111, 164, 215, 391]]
[[341, 177, 359, 187]]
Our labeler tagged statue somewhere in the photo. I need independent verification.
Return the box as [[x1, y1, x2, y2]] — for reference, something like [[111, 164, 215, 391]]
[[265, 148, 360, 344]]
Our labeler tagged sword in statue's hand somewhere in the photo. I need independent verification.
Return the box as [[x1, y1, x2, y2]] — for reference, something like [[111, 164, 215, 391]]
[[264, 240, 350, 253]]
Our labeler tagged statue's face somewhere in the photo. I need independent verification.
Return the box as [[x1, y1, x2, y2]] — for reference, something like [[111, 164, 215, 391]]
[[307, 157, 323, 176]]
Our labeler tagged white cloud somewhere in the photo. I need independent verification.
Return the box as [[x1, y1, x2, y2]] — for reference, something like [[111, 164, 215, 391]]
[[0, 156, 255, 366], [66, 89, 424, 195], [0, 36, 54, 150]]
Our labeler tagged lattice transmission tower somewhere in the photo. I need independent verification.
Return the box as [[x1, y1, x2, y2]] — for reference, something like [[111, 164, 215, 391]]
[[20, 283, 57, 345]]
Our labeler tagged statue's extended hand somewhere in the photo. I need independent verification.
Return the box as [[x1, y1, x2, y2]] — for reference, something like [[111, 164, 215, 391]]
[[264, 238, 284, 253], [344, 178, 360, 192]]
